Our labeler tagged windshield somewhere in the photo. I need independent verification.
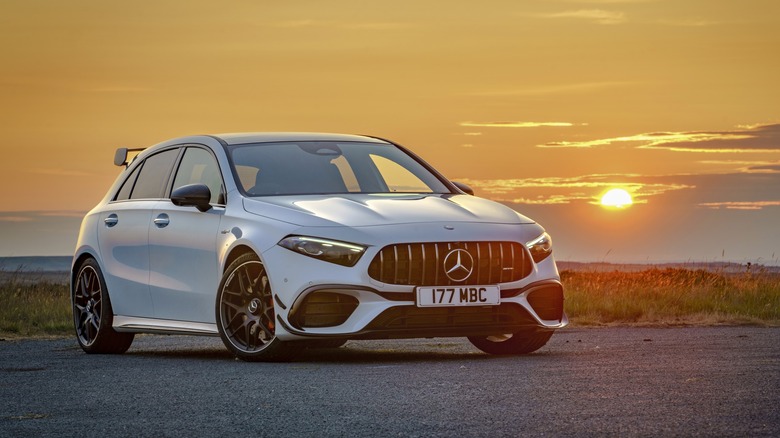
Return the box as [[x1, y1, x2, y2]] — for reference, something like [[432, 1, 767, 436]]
[[228, 141, 451, 196]]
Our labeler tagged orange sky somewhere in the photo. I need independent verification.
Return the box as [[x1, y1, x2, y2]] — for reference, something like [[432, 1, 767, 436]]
[[1, 0, 779, 263]]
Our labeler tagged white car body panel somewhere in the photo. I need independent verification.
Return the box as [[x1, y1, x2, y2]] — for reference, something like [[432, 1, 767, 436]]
[[148, 204, 224, 322], [95, 201, 156, 317]]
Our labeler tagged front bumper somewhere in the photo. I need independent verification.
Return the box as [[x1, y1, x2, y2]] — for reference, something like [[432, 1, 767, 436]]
[[279, 279, 567, 340]]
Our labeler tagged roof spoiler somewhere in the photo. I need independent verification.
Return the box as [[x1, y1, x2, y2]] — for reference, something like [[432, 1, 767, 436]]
[[114, 148, 145, 167]]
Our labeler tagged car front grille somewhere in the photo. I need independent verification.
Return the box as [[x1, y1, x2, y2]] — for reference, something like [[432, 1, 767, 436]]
[[367, 241, 532, 286]]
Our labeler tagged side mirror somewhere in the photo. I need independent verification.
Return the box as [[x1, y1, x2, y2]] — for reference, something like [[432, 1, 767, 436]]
[[452, 181, 475, 196], [171, 184, 212, 212]]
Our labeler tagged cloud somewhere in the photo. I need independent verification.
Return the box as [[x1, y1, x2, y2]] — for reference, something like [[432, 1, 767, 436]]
[[538, 9, 627, 25], [272, 20, 408, 30], [558, 0, 652, 3], [0, 211, 86, 222], [0, 216, 34, 223], [27, 168, 92, 177], [39, 211, 88, 218], [540, 123, 780, 153], [748, 164, 780, 173], [273, 19, 321, 28], [456, 174, 693, 205], [88, 86, 152, 93], [461, 121, 585, 128], [344, 23, 410, 30], [696, 160, 780, 174], [469, 81, 635, 97], [658, 19, 721, 27], [459, 170, 780, 210], [699, 201, 780, 210]]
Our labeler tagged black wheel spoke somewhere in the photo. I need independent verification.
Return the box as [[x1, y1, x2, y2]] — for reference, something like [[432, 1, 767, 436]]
[[248, 325, 258, 349], [77, 274, 89, 301], [90, 317, 99, 332], [243, 322, 252, 347], [223, 287, 242, 297], [223, 301, 244, 313], [259, 320, 273, 339], [225, 321, 241, 339], [226, 312, 244, 329]]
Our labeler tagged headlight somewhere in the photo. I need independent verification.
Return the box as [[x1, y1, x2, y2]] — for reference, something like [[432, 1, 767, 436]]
[[278, 236, 367, 267], [527, 232, 553, 263]]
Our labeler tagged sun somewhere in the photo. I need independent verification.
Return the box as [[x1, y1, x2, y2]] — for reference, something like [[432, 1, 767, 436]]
[[600, 188, 633, 208]]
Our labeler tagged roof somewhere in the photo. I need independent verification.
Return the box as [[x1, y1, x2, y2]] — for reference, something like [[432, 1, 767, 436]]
[[214, 132, 389, 146]]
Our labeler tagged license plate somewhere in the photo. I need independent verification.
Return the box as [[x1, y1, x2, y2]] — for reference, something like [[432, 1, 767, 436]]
[[416, 286, 500, 307]]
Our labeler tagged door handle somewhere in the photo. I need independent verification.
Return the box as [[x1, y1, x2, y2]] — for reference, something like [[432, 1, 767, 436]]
[[153, 213, 170, 228], [104, 214, 118, 227]]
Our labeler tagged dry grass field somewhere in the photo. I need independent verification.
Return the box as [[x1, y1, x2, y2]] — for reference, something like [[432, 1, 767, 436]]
[[0, 271, 71, 337], [563, 267, 780, 326], [1, 266, 778, 338]]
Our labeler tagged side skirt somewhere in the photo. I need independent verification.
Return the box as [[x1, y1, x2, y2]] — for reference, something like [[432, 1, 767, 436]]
[[113, 316, 219, 336]]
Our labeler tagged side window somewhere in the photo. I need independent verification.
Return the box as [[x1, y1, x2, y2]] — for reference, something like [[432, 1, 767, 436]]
[[130, 149, 179, 200], [171, 147, 225, 204], [114, 165, 142, 201]]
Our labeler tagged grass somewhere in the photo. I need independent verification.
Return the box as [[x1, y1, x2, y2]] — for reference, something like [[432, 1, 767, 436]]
[[1, 266, 778, 338], [0, 271, 72, 337], [563, 268, 780, 326]]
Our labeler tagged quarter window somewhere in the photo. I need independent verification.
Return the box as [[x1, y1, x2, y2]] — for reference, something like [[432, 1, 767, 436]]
[[114, 165, 141, 201]]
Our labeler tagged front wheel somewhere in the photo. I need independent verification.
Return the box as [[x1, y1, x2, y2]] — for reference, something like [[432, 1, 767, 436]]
[[468, 329, 553, 355], [72, 258, 134, 354], [216, 253, 301, 362]]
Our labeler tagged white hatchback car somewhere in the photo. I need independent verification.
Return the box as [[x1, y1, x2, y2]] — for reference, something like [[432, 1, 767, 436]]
[[72, 133, 567, 361]]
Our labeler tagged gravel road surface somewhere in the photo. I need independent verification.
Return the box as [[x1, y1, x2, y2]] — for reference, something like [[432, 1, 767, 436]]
[[1, 327, 778, 437]]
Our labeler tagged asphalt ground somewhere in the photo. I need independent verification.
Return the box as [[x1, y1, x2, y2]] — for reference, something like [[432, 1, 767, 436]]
[[1, 326, 778, 437]]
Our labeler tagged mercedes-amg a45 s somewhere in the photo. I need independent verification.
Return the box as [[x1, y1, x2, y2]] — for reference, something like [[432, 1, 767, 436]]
[[72, 133, 567, 361]]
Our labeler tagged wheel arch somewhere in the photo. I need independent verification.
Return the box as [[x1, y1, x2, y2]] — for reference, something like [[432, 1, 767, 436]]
[[222, 244, 260, 274], [70, 250, 100, 296]]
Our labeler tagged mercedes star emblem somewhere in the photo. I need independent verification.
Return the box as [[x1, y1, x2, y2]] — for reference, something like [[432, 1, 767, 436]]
[[443, 248, 474, 282]]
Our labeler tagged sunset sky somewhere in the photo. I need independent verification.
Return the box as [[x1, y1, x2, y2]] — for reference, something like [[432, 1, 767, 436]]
[[1, 0, 778, 264]]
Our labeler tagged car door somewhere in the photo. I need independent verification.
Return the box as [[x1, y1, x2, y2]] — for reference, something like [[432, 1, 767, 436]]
[[97, 148, 180, 317], [148, 146, 225, 323]]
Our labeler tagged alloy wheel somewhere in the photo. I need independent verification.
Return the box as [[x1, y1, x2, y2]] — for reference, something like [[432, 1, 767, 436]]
[[74, 265, 103, 346], [219, 260, 276, 352]]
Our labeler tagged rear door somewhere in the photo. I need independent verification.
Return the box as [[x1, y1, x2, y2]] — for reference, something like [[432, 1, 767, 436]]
[[97, 148, 180, 317]]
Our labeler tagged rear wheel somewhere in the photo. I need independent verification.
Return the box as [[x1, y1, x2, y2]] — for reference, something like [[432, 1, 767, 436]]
[[468, 329, 553, 355], [72, 258, 134, 354], [216, 253, 301, 362]]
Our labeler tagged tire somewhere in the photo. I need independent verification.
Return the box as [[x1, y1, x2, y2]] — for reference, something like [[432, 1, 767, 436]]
[[72, 258, 134, 354], [468, 329, 553, 355], [216, 253, 302, 362]]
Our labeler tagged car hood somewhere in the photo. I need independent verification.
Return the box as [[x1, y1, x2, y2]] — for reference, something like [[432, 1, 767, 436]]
[[242, 194, 534, 228]]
